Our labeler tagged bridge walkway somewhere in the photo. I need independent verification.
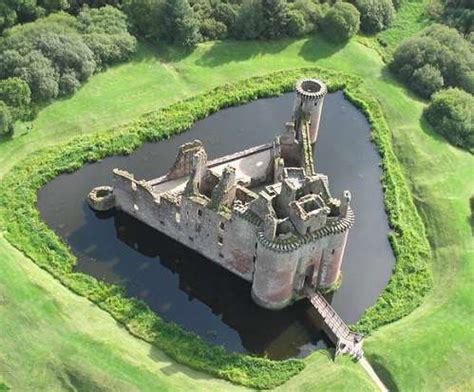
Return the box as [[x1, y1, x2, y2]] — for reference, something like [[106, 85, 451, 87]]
[[306, 290, 364, 361]]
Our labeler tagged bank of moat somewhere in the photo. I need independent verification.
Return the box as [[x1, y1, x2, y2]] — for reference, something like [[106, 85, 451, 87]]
[[89, 79, 354, 311]]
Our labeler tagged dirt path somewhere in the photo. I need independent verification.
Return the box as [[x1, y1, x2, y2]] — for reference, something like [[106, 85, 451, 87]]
[[359, 357, 389, 392]]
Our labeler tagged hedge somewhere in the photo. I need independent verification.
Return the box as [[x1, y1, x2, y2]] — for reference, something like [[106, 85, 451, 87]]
[[0, 67, 431, 388]]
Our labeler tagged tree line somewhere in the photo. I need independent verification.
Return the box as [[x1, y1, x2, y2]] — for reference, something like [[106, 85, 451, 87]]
[[427, 0, 473, 37], [0, 0, 405, 136], [390, 21, 473, 152], [0, 6, 136, 135], [2, 0, 401, 47]]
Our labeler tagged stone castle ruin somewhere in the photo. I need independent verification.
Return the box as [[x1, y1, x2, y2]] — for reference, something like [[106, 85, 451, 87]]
[[89, 79, 363, 358]]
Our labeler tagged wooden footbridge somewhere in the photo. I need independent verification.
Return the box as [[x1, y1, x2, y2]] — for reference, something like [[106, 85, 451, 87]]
[[306, 289, 364, 360]]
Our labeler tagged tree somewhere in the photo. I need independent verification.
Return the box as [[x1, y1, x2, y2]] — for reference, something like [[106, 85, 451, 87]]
[[411, 64, 444, 98], [291, 0, 326, 33], [431, 0, 474, 36], [0, 2, 17, 32], [260, 0, 290, 39], [287, 9, 307, 37], [0, 101, 13, 135], [0, 10, 136, 102], [232, 0, 263, 39], [12, 50, 60, 101], [162, 0, 200, 47], [321, 2, 360, 43], [213, 2, 237, 29], [199, 18, 227, 40], [0, 77, 32, 120], [424, 88, 474, 152], [77, 6, 137, 66], [121, 0, 165, 40], [391, 24, 474, 98], [354, 0, 395, 34]]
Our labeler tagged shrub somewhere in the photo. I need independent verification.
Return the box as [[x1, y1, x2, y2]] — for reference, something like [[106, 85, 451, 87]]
[[321, 1, 360, 42], [287, 9, 307, 37], [199, 18, 227, 40], [292, 0, 326, 32], [424, 88, 474, 152], [212, 2, 237, 29], [0, 77, 31, 120], [390, 24, 474, 98], [411, 64, 444, 98], [0, 101, 13, 135], [354, 0, 395, 34], [77, 6, 137, 66], [59, 69, 81, 95]]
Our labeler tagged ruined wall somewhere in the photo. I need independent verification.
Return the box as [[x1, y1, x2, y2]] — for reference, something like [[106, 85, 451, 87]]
[[317, 231, 348, 287], [113, 170, 256, 282]]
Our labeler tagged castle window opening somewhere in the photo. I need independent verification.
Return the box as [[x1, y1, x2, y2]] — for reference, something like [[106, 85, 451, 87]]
[[175, 212, 181, 223], [198, 209, 202, 217], [220, 222, 225, 230], [218, 236, 223, 246]]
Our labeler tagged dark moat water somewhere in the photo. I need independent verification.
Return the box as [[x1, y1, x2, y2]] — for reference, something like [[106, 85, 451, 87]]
[[38, 92, 395, 359]]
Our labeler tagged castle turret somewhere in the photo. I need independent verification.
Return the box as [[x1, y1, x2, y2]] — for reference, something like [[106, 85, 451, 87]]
[[292, 79, 327, 144]]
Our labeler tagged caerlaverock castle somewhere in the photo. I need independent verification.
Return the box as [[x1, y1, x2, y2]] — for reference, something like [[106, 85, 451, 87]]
[[89, 79, 354, 311]]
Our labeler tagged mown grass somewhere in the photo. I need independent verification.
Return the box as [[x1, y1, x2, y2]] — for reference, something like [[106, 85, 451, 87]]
[[0, 234, 247, 391], [372, 0, 432, 60]]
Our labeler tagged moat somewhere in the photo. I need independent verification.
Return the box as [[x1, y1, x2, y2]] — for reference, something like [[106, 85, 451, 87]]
[[38, 92, 395, 359]]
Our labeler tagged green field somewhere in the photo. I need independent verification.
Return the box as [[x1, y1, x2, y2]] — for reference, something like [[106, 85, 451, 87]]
[[0, 1, 473, 389]]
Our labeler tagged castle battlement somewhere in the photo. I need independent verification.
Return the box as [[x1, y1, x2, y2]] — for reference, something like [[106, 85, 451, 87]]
[[88, 78, 354, 310]]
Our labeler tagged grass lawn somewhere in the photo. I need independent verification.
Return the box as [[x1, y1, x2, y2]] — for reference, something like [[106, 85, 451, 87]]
[[0, 235, 374, 391], [0, 1, 472, 389]]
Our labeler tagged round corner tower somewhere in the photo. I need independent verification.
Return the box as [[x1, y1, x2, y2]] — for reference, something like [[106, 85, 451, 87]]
[[293, 79, 327, 144]]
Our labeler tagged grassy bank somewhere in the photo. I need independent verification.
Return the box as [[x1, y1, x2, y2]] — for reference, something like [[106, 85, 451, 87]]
[[0, 4, 473, 389], [0, 67, 431, 387]]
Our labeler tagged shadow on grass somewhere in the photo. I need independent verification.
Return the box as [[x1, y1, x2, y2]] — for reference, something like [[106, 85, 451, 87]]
[[148, 346, 218, 382], [379, 66, 430, 104], [297, 34, 346, 62], [0, 133, 13, 146], [133, 40, 196, 64], [195, 38, 295, 67], [366, 354, 399, 392]]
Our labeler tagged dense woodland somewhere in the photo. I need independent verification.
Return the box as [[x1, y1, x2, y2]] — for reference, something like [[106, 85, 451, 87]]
[[0, 0, 472, 151]]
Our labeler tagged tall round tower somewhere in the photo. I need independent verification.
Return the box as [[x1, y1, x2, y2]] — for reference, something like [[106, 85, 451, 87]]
[[293, 79, 327, 144]]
